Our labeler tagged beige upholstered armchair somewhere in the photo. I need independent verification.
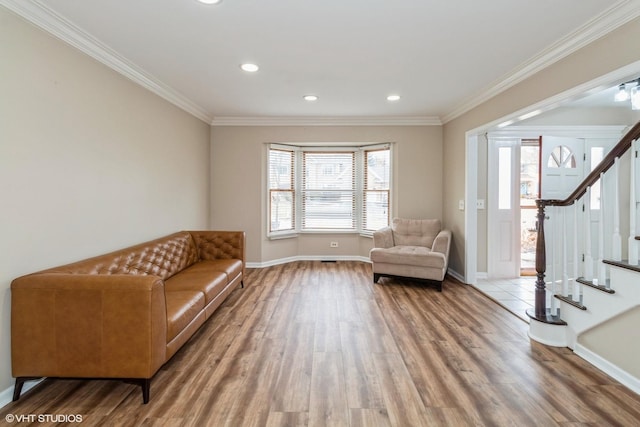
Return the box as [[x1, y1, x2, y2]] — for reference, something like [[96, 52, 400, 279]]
[[369, 218, 452, 291]]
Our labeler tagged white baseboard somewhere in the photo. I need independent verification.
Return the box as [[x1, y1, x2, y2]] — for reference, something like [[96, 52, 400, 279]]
[[447, 269, 466, 284], [246, 256, 371, 269], [0, 378, 44, 410], [574, 344, 640, 395]]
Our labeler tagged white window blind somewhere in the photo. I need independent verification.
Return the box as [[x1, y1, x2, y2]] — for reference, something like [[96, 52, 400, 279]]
[[363, 148, 390, 231], [268, 148, 295, 233], [302, 151, 356, 230]]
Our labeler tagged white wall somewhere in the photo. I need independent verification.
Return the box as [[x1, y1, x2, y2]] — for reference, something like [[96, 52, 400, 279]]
[[0, 8, 211, 395], [210, 125, 443, 264]]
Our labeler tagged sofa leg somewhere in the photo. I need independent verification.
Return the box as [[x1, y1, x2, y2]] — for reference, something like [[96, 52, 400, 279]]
[[241, 280, 244, 289], [373, 273, 381, 283], [13, 378, 25, 401], [13, 377, 40, 401], [437, 281, 443, 292], [140, 378, 151, 404]]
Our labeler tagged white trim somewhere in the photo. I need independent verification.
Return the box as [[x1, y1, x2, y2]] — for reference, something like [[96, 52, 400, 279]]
[[442, 0, 640, 124], [0, 0, 212, 123], [447, 268, 466, 284], [489, 125, 628, 139], [211, 116, 441, 127], [528, 319, 569, 347], [464, 133, 478, 285], [574, 343, 640, 395], [246, 255, 371, 269], [0, 378, 44, 410]]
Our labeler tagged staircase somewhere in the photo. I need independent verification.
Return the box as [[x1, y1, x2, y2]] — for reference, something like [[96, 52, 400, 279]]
[[527, 120, 640, 394]]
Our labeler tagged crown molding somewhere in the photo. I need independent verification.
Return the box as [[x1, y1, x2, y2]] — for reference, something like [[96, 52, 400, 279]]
[[211, 116, 442, 126], [0, 0, 213, 123], [442, 0, 640, 124]]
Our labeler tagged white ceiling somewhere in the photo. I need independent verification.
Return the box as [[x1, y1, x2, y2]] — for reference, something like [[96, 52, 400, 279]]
[[4, 0, 640, 123]]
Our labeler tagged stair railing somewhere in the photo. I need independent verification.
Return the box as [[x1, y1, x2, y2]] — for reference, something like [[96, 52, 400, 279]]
[[529, 120, 640, 321]]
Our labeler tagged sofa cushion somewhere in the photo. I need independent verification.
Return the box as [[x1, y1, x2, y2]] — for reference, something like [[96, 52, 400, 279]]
[[370, 246, 445, 269], [45, 231, 199, 281], [164, 264, 228, 305], [392, 218, 441, 248], [203, 259, 243, 281], [165, 290, 205, 342]]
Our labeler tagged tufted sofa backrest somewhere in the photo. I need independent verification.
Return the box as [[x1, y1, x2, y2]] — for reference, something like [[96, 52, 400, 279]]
[[45, 231, 199, 280], [391, 218, 441, 248]]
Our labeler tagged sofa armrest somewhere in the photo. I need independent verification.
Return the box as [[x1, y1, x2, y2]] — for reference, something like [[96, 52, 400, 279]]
[[373, 226, 394, 249], [11, 274, 167, 379], [189, 231, 245, 261], [432, 229, 452, 261]]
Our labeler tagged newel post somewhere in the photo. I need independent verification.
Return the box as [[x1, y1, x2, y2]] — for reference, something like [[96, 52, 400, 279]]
[[534, 199, 547, 317]]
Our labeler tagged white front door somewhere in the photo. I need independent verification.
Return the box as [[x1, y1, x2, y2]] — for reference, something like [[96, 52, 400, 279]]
[[540, 136, 585, 287], [488, 138, 520, 278], [541, 136, 585, 200]]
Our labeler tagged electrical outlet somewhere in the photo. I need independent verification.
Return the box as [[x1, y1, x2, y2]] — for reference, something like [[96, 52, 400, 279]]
[[330, 241, 339, 248]]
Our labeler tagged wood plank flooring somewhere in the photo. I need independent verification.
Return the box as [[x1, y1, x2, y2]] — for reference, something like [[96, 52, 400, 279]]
[[2, 261, 640, 426]]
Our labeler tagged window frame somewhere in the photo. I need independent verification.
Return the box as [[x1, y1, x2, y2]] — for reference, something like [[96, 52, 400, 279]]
[[267, 142, 392, 238]]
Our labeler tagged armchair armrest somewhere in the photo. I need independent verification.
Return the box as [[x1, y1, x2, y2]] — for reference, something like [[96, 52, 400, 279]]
[[373, 226, 394, 248], [432, 229, 452, 260], [11, 274, 167, 379]]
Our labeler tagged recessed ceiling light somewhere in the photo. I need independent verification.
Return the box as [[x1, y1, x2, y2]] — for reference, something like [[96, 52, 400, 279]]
[[387, 95, 401, 101], [240, 63, 259, 72], [198, 0, 222, 4], [303, 95, 318, 101]]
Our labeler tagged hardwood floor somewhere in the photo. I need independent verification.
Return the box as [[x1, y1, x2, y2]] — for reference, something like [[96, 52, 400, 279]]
[[3, 261, 640, 426]]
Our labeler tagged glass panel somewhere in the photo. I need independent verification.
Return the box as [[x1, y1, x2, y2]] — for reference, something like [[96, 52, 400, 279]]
[[520, 143, 539, 271], [548, 146, 576, 168], [270, 190, 294, 232], [363, 190, 389, 231], [269, 149, 293, 189], [498, 146, 511, 210], [302, 152, 355, 230], [302, 191, 355, 229], [364, 148, 390, 231]]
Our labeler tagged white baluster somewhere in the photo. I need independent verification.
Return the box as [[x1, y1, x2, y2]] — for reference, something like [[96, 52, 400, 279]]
[[630, 140, 639, 265], [584, 186, 594, 281], [612, 157, 622, 261], [597, 172, 607, 288], [573, 201, 580, 302]]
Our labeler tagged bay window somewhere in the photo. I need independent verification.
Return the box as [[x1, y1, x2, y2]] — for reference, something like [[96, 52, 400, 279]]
[[268, 143, 391, 237]]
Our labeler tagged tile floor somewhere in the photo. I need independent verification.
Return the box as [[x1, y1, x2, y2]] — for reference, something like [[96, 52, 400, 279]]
[[472, 276, 536, 322]]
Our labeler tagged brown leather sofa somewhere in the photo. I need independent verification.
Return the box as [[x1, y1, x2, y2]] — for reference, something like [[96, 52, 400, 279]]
[[10, 230, 245, 404]]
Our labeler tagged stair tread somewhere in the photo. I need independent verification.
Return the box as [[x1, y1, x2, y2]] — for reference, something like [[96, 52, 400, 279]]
[[554, 293, 587, 310], [602, 259, 640, 274], [576, 277, 616, 294], [525, 308, 567, 325]]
